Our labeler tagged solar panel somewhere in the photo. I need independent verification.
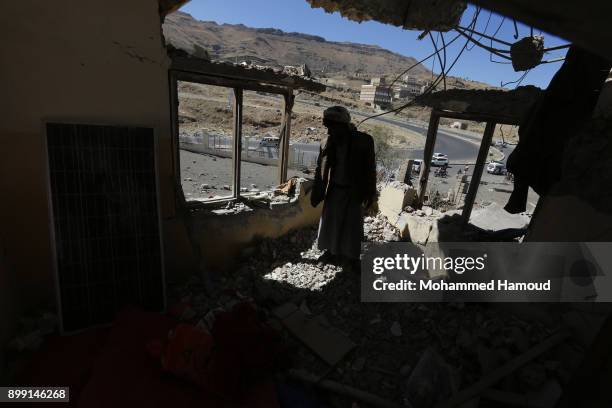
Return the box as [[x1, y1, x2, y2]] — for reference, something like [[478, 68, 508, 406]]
[[46, 123, 165, 333]]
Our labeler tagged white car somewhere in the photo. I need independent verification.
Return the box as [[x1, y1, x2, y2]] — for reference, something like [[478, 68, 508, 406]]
[[412, 159, 422, 174], [487, 161, 506, 175], [431, 153, 449, 167]]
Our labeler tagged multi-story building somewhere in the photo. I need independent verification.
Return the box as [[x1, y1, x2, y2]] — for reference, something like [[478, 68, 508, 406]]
[[401, 75, 423, 97], [370, 77, 385, 86], [392, 86, 411, 99], [360, 78, 392, 108]]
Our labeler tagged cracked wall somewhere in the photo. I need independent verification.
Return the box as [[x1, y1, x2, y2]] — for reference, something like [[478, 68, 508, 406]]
[[0, 0, 183, 335], [188, 181, 323, 272]]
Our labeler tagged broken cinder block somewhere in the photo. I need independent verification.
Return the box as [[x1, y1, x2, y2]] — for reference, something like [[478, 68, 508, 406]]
[[378, 182, 417, 224]]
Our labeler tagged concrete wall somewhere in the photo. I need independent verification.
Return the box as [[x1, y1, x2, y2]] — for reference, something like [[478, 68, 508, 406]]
[[0, 0, 321, 348], [0, 0, 180, 336], [191, 181, 322, 271], [526, 116, 612, 242]]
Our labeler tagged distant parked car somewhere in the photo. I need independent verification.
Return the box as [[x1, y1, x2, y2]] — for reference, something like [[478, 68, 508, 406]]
[[494, 140, 508, 149], [487, 161, 506, 175], [431, 153, 449, 167], [412, 159, 422, 174]]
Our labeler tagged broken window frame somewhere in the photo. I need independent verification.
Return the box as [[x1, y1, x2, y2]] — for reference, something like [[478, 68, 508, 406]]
[[416, 109, 520, 226], [169, 70, 295, 206]]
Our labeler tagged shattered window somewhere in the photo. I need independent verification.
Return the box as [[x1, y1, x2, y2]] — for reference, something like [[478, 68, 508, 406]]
[[239, 90, 283, 195], [178, 81, 235, 201], [421, 119, 480, 210], [288, 94, 324, 179]]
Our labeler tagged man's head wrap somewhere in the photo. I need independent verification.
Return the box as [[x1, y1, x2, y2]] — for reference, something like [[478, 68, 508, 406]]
[[323, 106, 351, 124]]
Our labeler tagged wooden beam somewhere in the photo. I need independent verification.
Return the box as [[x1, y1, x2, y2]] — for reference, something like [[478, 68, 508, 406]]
[[461, 121, 496, 226], [416, 111, 441, 207], [232, 88, 243, 199], [279, 92, 295, 184]]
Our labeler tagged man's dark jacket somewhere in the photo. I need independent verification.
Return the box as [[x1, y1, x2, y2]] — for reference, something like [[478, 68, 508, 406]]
[[310, 129, 377, 208]]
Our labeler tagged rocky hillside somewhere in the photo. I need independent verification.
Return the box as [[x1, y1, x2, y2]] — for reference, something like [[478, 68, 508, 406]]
[[163, 11, 431, 77]]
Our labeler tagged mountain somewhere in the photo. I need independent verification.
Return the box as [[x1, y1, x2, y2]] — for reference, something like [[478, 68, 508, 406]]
[[163, 11, 431, 78]]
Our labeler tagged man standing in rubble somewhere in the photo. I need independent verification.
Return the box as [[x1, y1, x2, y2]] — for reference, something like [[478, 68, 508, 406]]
[[311, 106, 377, 270]]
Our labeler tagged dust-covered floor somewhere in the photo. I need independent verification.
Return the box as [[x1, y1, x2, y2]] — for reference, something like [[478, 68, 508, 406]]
[[169, 222, 579, 407]]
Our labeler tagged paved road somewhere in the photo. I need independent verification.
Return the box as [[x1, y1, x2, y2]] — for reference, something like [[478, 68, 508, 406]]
[[180, 91, 496, 165], [295, 99, 482, 164]]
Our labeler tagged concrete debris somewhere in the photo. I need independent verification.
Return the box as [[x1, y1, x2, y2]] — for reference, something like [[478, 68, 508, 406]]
[[299, 299, 312, 315], [378, 182, 417, 224], [352, 357, 366, 372], [273, 302, 355, 366], [167, 217, 567, 404], [518, 362, 547, 389], [211, 201, 253, 215], [390, 321, 402, 337], [400, 364, 413, 377], [469, 202, 531, 231], [307, 0, 466, 32], [364, 214, 399, 242], [416, 86, 542, 122], [405, 348, 455, 408], [9, 331, 45, 352], [511, 36, 545, 72], [8, 312, 58, 352]]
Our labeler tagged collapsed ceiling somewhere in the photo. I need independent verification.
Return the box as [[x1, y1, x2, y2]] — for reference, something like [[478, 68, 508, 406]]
[[307, 0, 467, 31], [159, 0, 190, 17], [307, 0, 612, 62]]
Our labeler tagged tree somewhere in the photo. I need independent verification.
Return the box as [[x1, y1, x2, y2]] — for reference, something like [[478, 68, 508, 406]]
[[369, 125, 398, 181]]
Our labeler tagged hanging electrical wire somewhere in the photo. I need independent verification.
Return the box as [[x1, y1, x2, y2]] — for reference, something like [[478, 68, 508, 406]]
[[387, 32, 461, 88], [440, 32, 448, 89], [454, 27, 512, 60], [455, 26, 571, 68], [388, 7, 482, 89], [357, 8, 482, 127], [488, 16, 511, 64], [501, 69, 530, 88], [429, 32, 447, 90], [457, 25, 513, 47], [466, 10, 493, 51]]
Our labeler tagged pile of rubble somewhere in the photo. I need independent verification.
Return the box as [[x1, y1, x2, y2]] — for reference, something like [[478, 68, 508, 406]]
[[363, 213, 400, 242], [169, 225, 576, 407]]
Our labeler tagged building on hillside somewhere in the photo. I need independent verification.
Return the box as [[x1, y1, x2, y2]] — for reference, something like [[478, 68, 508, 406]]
[[370, 77, 385, 86], [360, 84, 392, 108], [392, 86, 411, 99], [401, 75, 423, 97], [283, 63, 312, 78]]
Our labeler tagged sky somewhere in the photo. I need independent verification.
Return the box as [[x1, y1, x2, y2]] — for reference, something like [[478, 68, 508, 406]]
[[180, 0, 570, 89]]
